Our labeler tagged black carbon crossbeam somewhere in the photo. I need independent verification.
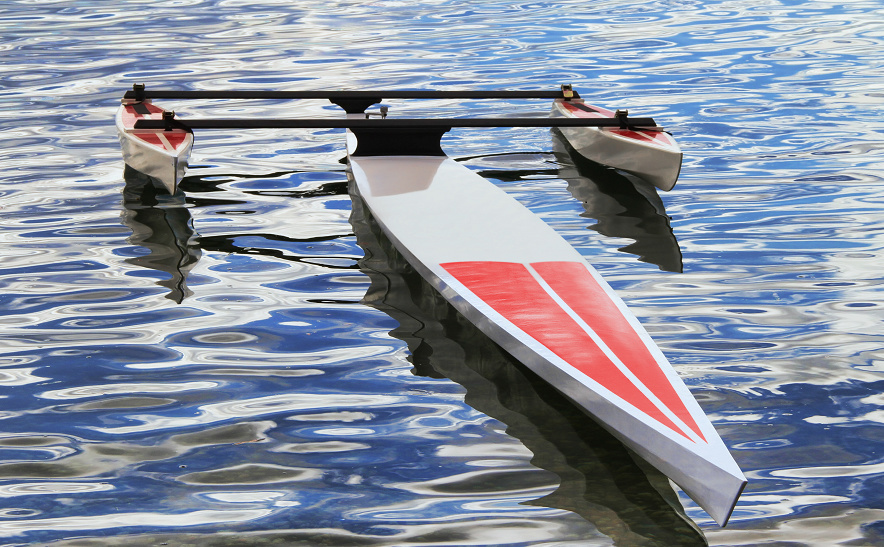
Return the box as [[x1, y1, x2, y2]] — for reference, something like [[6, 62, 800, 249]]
[[123, 89, 579, 101], [133, 117, 657, 130], [131, 117, 659, 156]]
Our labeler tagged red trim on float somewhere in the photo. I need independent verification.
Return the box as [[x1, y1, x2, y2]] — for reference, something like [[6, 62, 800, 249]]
[[561, 102, 676, 148], [610, 129, 647, 141], [164, 133, 188, 149], [123, 105, 190, 151], [123, 103, 164, 121], [649, 131, 675, 145], [562, 101, 613, 117], [121, 107, 139, 124], [134, 133, 165, 147], [532, 261, 706, 441], [441, 260, 694, 441]]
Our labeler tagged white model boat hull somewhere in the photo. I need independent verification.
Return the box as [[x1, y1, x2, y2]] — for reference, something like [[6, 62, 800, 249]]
[[116, 102, 193, 194], [551, 99, 682, 191], [347, 141, 744, 526]]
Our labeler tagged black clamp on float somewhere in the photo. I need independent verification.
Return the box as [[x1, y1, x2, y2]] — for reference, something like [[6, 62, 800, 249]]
[[133, 83, 146, 103], [615, 109, 630, 129]]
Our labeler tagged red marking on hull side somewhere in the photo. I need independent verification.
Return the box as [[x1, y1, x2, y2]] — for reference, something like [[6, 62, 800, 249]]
[[532, 261, 705, 441], [163, 132, 188, 150], [609, 128, 675, 147], [561, 102, 677, 148], [122, 103, 164, 123], [648, 131, 675, 145], [133, 133, 166, 147], [610, 129, 647, 141], [441, 260, 694, 441], [562, 101, 614, 117], [122, 105, 191, 152]]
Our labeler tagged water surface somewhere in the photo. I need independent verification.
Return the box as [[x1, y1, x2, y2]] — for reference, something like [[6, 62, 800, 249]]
[[2, 1, 884, 545]]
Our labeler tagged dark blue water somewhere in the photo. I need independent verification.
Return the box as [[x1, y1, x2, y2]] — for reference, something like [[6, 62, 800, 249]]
[[2, 1, 884, 545]]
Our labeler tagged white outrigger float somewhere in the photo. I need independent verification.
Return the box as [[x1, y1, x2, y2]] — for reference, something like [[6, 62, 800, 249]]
[[117, 84, 745, 526], [117, 85, 193, 193], [551, 95, 682, 191]]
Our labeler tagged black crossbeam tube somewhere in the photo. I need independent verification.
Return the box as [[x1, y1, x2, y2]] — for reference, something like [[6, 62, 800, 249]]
[[123, 89, 579, 101], [133, 117, 657, 130]]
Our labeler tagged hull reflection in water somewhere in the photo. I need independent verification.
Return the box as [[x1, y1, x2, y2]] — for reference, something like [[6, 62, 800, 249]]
[[121, 165, 201, 303], [552, 130, 684, 273], [351, 192, 707, 546]]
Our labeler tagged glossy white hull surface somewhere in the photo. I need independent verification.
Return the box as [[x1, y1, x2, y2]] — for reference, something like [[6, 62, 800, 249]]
[[551, 99, 682, 191], [347, 139, 744, 526], [116, 103, 193, 194]]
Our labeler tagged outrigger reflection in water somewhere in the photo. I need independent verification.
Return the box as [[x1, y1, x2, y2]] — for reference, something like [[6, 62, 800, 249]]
[[121, 166, 201, 304], [116, 84, 745, 526], [550, 131, 684, 273]]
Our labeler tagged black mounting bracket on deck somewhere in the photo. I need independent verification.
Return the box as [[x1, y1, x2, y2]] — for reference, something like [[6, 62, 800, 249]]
[[330, 97, 383, 114], [349, 127, 450, 156]]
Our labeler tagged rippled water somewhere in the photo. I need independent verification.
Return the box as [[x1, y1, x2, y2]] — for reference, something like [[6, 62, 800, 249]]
[[2, 0, 884, 545]]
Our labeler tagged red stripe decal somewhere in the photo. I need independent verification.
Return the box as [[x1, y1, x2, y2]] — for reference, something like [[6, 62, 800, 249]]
[[609, 129, 673, 148], [129, 131, 188, 151], [562, 101, 613, 117], [122, 104, 167, 126], [134, 133, 165, 147], [648, 131, 674, 145], [610, 129, 646, 141], [164, 132, 188, 150], [562, 103, 676, 148], [532, 261, 705, 441], [441, 261, 694, 441]]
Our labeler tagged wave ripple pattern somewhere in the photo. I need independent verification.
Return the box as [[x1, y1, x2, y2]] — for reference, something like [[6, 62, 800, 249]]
[[2, 1, 884, 545]]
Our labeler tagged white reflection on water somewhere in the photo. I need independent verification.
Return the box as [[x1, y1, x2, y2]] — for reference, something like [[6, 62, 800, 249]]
[[713, 507, 884, 547], [0, 482, 115, 498], [39, 381, 220, 400], [200, 490, 289, 503], [0, 509, 272, 538], [0, 368, 50, 386], [89, 392, 405, 434], [136, 343, 395, 370]]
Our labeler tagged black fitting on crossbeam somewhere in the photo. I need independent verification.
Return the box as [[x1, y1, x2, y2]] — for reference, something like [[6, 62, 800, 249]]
[[133, 83, 146, 103], [330, 97, 382, 114], [162, 111, 176, 131], [615, 109, 629, 129], [122, 88, 580, 102], [155, 111, 192, 133]]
